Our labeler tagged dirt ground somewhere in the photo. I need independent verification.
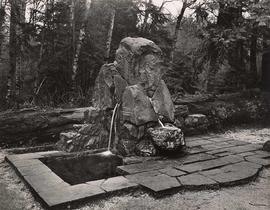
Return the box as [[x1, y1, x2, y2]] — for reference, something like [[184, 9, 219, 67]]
[[0, 125, 270, 210]]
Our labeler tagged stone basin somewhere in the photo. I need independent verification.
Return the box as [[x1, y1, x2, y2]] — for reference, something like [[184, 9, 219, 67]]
[[5, 150, 138, 209], [40, 153, 123, 185]]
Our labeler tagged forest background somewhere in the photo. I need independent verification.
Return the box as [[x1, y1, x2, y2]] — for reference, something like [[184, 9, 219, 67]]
[[0, 0, 269, 110]]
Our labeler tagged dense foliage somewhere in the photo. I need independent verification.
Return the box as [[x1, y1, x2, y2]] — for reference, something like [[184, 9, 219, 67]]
[[0, 0, 269, 109]]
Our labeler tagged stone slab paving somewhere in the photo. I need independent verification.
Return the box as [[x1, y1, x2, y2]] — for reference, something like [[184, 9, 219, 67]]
[[132, 174, 181, 193], [120, 136, 269, 194], [5, 135, 270, 209]]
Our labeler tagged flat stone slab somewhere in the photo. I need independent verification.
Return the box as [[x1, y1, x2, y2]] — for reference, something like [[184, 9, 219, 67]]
[[38, 183, 105, 207], [159, 167, 186, 177], [125, 170, 161, 183], [96, 176, 138, 192], [175, 158, 230, 173], [218, 155, 244, 164], [181, 153, 216, 164], [131, 174, 181, 193], [178, 173, 218, 189], [245, 156, 270, 167], [199, 162, 262, 186]]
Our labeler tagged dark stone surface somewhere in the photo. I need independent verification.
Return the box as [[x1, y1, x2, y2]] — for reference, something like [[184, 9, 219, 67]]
[[263, 140, 270, 152]]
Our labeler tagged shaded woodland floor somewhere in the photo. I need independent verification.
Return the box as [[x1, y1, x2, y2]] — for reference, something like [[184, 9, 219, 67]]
[[0, 125, 269, 210]]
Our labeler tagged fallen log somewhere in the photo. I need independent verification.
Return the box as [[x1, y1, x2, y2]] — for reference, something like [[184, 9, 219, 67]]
[[0, 107, 91, 147]]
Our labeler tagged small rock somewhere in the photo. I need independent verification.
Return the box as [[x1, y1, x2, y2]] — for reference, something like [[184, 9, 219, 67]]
[[135, 139, 157, 156], [263, 141, 270, 152], [185, 114, 208, 126], [148, 124, 185, 151], [184, 114, 209, 134]]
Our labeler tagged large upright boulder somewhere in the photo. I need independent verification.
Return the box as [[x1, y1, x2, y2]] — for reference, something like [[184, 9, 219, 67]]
[[115, 37, 163, 90], [58, 37, 183, 156]]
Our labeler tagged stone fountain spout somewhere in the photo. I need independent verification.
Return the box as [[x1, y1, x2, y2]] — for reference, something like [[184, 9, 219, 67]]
[[56, 37, 185, 156], [92, 37, 185, 156]]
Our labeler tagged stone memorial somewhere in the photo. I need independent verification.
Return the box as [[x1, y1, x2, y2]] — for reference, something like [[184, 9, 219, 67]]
[[57, 37, 185, 156]]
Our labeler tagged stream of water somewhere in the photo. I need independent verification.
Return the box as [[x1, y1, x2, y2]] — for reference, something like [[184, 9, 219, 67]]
[[107, 103, 120, 152]]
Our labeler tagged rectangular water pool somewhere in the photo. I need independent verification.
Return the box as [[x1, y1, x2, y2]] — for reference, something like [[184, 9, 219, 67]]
[[41, 153, 123, 185]]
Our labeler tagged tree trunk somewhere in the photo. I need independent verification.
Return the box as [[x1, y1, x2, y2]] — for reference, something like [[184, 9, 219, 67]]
[[6, 0, 25, 106], [104, 7, 115, 63], [0, 0, 6, 55], [6, 0, 18, 105], [141, 0, 152, 34], [171, 1, 187, 62], [15, 0, 26, 98], [71, 0, 91, 91], [250, 27, 258, 84]]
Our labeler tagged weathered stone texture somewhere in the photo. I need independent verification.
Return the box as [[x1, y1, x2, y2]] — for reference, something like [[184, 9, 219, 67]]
[[148, 124, 185, 151], [58, 37, 183, 155], [122, 84, 158, 125]]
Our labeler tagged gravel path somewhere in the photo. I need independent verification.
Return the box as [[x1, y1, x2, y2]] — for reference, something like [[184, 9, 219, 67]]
[[0, 126, 269, 210]]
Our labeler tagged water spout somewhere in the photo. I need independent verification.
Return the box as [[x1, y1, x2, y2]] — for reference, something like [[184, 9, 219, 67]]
[[158, 119, 165, 128], [108, 103, 120, 151]]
